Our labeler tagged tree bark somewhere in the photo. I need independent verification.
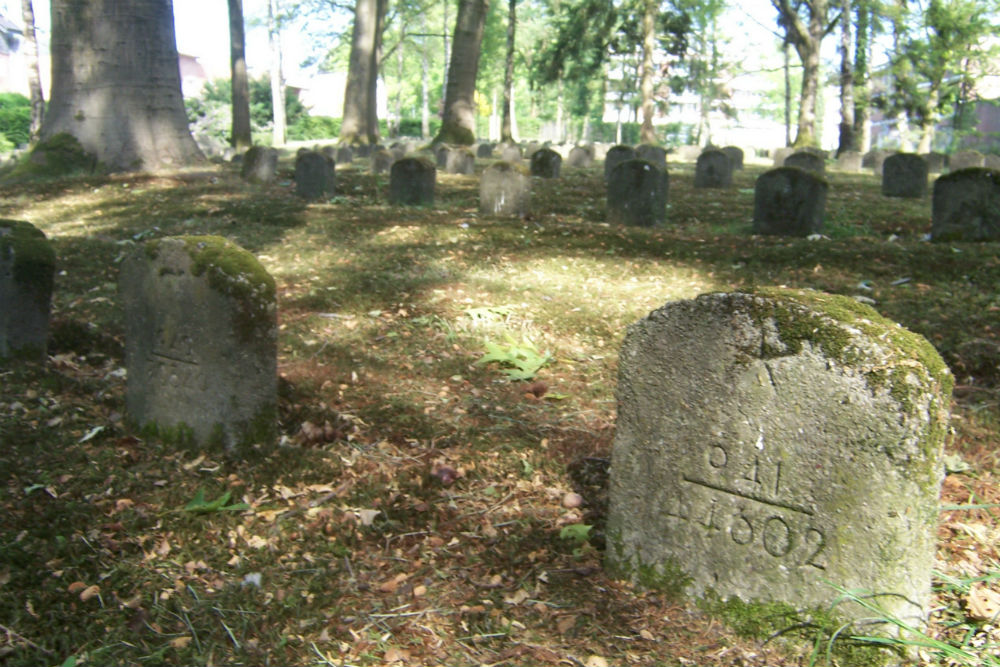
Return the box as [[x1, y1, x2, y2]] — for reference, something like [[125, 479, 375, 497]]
[[340, 0, 380, 145], [268, 0, 286, 146], [420, 15, 430, 139], [773, 0, 830, 148], [638, 0, 657, 144], [42, 0, 203, 171], [228, 0, 252, 151], [365, 0, 387, 144], [836, 0, 855, 156], [20, 0, 44, 140], [433, 0, 489, 145], [852, 0, 871, 152], [782, 39, 791, 147], [500, 0, 516, 143]]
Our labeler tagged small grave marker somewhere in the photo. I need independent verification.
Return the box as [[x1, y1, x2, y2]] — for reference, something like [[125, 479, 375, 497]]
[[752, 167, 827, 236], [0, 220, 55, 362], [389, 157, 436, 205], [607, 159, 668, 227], [931, 167, 1000, 242], [480, 162, 530, 217]]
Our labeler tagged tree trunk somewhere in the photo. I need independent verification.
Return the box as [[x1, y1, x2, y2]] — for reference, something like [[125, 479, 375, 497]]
[[853, 0, 871, 152], [442, 0, 450, 100], [773, 0, 829, 148], [500, 0, 516, 143], [421, 18, 430, 139], [836, 0, 855, 156], [783, 39, 791, 146], [340, 0, 377, 145], [268, 0, 286, 146], [638, 0, 657, 144], [42, 0, 203, 171], [917, 87, 939, 153], [228, 0, 252, 151], [433, 0, 489, 145], [366, 0, 387, 145], [20, 0, 44, 140]]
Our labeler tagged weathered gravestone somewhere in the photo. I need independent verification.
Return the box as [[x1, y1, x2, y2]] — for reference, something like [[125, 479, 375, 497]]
[[476, 143, 495, 159], [772, 147, 795, 167], [636, 144, 667, 169], [480, 162, 530, 217], [863, 149, 892, 175], [721, 146, 744, 170], [604, 145, 638, 180], [530, 148, 562, 178], [882, 153, 928, 198], [835, 150, 863, 172], [121, 236, 278, 451], [335, 146, 355, 164], [0, 220, 55, 362], [567, 145, 594, 168], [753, 167, 827, 236], [985, 154, 1000, 171], [294, 150, 334, 200], [950, 150, 985, 170], [241, 146, 279, 184], [607, 159, 669, 227], [931, 168, 1000, 242], [440, 147, 475, 174], [371, 149, 394, 174], [353, 144, 373, 159], [499, 143, 522, 163], [923, 152, 947, 174], [607, 288, 952, 625], [389, 157, 436, 205], [783, 150, 825, 175], [694, 149, 733, 188]]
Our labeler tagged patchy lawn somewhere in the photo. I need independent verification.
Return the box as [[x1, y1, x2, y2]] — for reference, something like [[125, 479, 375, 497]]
[[1, 155, 998, 667]]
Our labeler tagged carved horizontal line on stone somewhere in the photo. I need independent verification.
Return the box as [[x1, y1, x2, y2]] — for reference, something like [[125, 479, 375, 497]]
[[150, 351, 199, 366], [681, 475, 814, 516]]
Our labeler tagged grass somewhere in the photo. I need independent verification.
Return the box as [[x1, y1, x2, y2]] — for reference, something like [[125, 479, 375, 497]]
[[0, 154, 998, 666]]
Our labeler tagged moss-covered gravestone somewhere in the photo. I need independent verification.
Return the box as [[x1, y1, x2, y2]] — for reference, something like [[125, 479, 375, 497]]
[[783, 150, 825, 175], [882, 153, 928, 198], [241, 146, 279, 184], [567, 146, 594, 168], [0, 220, 55, 361], [294, 150, 334, 200], [480, 162, 530, 217], [607, 289, 952, 625], [530, 148, 562, 178], [607, 159, 669, 227], [604, 145, 638, 180], [752, 167, 827, 236], [931, 168, 1000, 242], [694, 149, 733, 188], [389, 157, 436, 206], [721, 146, 744, 170], [635, 144, 667, 169], [120, 236, 277, 452]]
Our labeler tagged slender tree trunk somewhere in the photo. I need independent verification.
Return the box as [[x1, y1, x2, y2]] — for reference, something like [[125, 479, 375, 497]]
[[43, 0, 203, 171], [393, 41, 403, 137], [433, 0, 489, 145], [638, 0, 657, 144], [442, 0, 450, 101], [500, 0, 516, 143], [420, 22, 430, 138], [509, 83, 518, 140], [268, 0, 286, 146], [20, 0, 44, 140], [783, 39, 791, 146], [853, 0, 871, 152], [366, 0, 387, 145], [340, 0, 377, 145], [917, 87, 939, 153], [774, 0, 829, 148], [556, 78, 564, 142], [228, 0, 252, 151], [836, 0, 855, 156]]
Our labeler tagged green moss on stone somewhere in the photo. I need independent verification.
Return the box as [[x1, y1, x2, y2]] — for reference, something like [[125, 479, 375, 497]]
[[0, 219, 56, 290], [6, 133, 99, 181], [605, 530, 692, 600]]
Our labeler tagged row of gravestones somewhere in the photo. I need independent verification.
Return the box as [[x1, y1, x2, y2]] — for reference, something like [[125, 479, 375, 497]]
[[2, 219, 956, 632], [775, 147, 1000, 175]]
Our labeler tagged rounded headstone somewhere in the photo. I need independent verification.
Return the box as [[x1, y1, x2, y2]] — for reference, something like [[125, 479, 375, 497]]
[[949, 150, 985, 170], [0, 220, 55, 362], [480, 161, 530, 217], [389, 157, 436, 206], [241, 146, 279, 184], [530, 148, 562, 178], [607, 289, 952, 625], [121, 236, 278, 451], [476, 143, 495, 159], [772, 147, 795, 167], [783, 150, 825, 175], [882, 153, 928, 198], [567, 145, 594, 168], [335, 146, 354, 165], [371, 149, 395, 174], [604, 145, 638, 180], [441, 147, 475, 174], [635, 144, 667, 169], [721, 146, 744, 170], [922, 152, 947, 174], [984, 154, 1000, 171], [694, 149, 733, 188], [294, 150, 334, 200], [752, 167, 828, 237], [863, 149, 892, 175], [931, 168, 1000, 242], [607, 159, 669, 227], [499, 143, 522, 163], [835, 151, 863, 172]]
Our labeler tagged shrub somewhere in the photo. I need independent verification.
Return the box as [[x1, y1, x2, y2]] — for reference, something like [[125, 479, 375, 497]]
[[0, 93, 32, 149]]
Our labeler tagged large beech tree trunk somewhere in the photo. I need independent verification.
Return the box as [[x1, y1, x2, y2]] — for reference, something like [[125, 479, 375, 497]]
[[228, 0, 252, 151], [836, 0, 855, 156], [500, 0, 516, 143], [42, 0, 203, 171], [433, 0, 489, 145], [638, 0, 657, 144], [340, 0, 383, 145]]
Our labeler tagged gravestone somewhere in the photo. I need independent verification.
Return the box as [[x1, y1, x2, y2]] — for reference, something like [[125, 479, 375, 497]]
[[441, 147, 475, 174], [294, 150, 334, 200], [499, 143, 523, 163], [950, 150, 984, 170], [985, 154, 1000, 170], [389, 157, 436, 205], [607, 288, 952, 625], [721, 146, 744, 170], [120, 236, 278, 451], [567, 145, 594, 168], [476, 143, 495, 159], [753, 167, 827, 236], [480, 162, 530, 217], [354, 144, 373, 159], [524, 142, 543, 158], [931, 168, 1000, 242], [783, 150, 825, 175], [530, 148, 562, 178], [882, 153, 928, 198], [604, 145, 638, 180], [835, 151, 863, 172], [0, 220, 55, 362], [371, 149, 394, 174], [863, 149, 892, 175], [241, 146, 279, 184], [923, 152, 947, 174], [635, 144, 667, 169], [694, 149, 733, 188], [336, 146, 355, 164], [389, 142, 409, 161], [607, 159, 669, 227], [772, 147, 795, 167]]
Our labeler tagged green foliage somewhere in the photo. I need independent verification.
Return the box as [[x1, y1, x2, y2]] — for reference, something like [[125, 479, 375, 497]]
[[6, 133, 98, 181], [185, 77, 308, 144], [475, 333, 552, 381], [0, 92, 31, 149], [559, 523, 593, 544], [183, 488, 251, 514], [397, 117, 440, 138], [287, 115, 341, 141]]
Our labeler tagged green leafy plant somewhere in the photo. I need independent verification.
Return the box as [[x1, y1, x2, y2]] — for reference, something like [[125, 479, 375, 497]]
[[475, 333, 552, 381], [182, 488, 250, 514]]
